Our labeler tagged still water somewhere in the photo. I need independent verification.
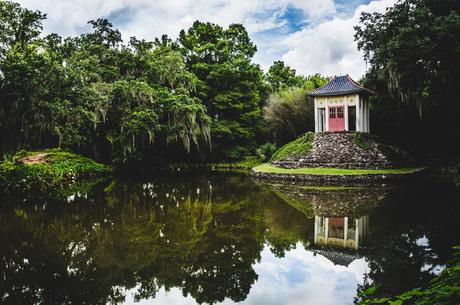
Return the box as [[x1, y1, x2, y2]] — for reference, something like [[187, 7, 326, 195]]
[[1, 174, 459, 305]]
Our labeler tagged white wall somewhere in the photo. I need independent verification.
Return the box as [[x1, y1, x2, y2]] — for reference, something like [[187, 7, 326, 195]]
[[314, 94, 369, 132]]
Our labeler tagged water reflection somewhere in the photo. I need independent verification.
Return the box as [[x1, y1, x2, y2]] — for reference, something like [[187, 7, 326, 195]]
[[268, 184, 379, 253], [314, 215, 369, 250], [268, 184, 375, 268], [0, 174, 459, 305]]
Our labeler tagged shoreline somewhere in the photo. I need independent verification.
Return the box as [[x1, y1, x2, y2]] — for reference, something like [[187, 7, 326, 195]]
[[251, 163, 427, 184]]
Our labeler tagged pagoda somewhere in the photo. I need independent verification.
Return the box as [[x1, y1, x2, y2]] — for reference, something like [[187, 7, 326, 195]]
[[308, 75, 375, 133]]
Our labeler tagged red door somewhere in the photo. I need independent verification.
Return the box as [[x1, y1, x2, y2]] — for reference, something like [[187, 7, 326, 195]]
[[329, 217, 345, 238], [329, 106, 345, 132]]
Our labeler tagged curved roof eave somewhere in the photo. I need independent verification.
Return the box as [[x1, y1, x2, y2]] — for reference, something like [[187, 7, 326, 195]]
[[307, 75, 376, 97]]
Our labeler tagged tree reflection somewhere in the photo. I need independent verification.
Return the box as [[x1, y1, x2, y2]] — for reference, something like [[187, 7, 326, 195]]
[[0, 175, 266, 305], [356, 184, 460, 301], [1, 177, 459, 305], [267, 182, 460, 299]]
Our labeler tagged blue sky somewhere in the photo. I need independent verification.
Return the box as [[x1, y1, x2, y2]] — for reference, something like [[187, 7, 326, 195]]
[[121, 243, 369, 305], [16, 0, 396, 79]]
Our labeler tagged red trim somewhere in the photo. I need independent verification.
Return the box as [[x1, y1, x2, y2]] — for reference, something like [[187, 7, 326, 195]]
[[329, 107, 345, 132]]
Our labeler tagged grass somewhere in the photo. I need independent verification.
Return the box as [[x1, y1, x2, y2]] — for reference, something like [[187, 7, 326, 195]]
[[270, 132, 315, 161], [0, 148, 109, 199], [253, 163, 425, 175], [271, 188, 314, 218]]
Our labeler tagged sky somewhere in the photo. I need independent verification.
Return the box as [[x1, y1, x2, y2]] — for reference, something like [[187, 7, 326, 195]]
[[15, 0, 397, 79], [123, 243, 370, 305]]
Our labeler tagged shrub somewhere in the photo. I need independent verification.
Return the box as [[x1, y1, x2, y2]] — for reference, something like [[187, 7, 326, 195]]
[[256, 143, 277, 161], [263, 87, 314, 145], [357, 245, 460, 305], [354, 132, 373, 150]]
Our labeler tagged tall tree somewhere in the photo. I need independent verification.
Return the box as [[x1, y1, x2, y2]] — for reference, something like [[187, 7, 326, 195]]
[[266, 60, 305, 92], [355, 0, 460, 155], [0, 1, 45, 58], [263, 74, 328, 145], [179, 21, 267, 159], [0, 2, 56, 152]]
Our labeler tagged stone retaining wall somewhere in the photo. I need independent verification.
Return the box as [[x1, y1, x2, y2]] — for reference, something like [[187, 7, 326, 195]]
[[252, 169, 424, 185], [272, 132, 410, 169], [269, 183, 387, 217]]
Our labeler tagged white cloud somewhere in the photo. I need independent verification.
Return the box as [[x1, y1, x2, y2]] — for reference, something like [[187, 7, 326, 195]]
[[289, 0, 336, 20], [15, 0, 396, 78], [281, 0, 397, 79], [16, 0, 334, 38], [121, 243, 368, 305]]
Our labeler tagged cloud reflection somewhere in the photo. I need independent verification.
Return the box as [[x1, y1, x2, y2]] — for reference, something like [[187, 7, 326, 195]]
[[122, 243, 368, 305]]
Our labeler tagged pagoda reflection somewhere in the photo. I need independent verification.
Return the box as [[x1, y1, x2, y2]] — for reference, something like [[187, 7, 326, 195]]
[[267, 183, 387, 256], [314, 215, 369, 250]]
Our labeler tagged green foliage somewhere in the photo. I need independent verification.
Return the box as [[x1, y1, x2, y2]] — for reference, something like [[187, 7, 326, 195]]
[[179, 21, 267, 160], [355, 0, 460, 113], [0, 1, 45, 56], [354, 132, 373, 150], [0, 6, 211, 163], [256, 143, 277, 162], [357, 245, 460, 305], [303, 73, 330, 91], [0, 2, 330, 163], [355, 0, 460, 155], [266, 60, 305, 92], [270, 132, 315, 161], [0, 149, 108, 199], [263, 76, 327, 145]]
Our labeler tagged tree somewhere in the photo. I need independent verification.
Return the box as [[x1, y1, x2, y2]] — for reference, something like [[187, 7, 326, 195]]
[[179, 21, 268, 159], [266, 60, 305, 92], [0, 2, 50, 153], [0, 9, 212, 163], [263, 75, 328, 145], [355, 0, 460, 155], [0, 1, 45, 58]]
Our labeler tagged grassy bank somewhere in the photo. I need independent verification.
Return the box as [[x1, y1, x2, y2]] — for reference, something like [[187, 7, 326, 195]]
[[0, 149, 109, 199], [270, 132, 314, 161], [253, 163, 424, 175]]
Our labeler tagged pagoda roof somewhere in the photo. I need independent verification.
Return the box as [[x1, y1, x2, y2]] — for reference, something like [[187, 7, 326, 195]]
[[308, 75, 375, 97], [311, 248, 362, 267]]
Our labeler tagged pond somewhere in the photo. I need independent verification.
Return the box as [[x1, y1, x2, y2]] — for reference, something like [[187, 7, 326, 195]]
[[1, 173, 459, 305]]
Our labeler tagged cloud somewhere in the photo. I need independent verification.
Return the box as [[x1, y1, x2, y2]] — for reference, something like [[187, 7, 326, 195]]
[[14, 0, 395, 78], [280, 0, 397, 79], [121, 243, 368, 305], [15, 0, 334, 38]]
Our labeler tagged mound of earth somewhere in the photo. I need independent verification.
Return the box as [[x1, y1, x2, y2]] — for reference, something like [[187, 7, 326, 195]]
[[20, 153, 48, 165], [271, 132, 411, 169]]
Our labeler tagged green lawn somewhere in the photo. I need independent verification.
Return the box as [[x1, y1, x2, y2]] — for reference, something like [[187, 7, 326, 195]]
[[253, 163, 425, 175]]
